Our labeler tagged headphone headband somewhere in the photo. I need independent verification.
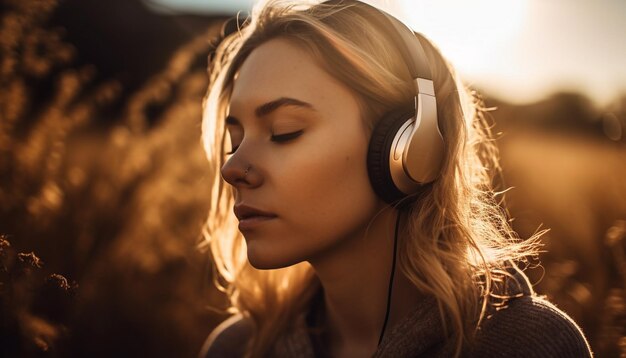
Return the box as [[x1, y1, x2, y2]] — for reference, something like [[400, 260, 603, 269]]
[[341, 1, 433, 81]]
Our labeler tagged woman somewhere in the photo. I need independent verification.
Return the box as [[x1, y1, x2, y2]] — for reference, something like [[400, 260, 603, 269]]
[[199, 0, 592, 356]]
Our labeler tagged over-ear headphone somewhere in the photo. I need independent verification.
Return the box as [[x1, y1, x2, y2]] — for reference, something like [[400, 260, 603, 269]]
[[323, 0, 445, 205]]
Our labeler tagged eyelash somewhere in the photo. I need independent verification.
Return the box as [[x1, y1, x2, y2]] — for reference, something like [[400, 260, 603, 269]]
[[226, 130, 304, 155], [272, 130, 304, 142]]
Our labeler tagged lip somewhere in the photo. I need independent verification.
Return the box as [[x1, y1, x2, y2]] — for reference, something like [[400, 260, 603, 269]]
[[234, 204, 277, 230]]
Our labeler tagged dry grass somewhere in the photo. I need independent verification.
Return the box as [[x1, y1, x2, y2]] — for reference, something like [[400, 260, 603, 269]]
[[0, 0, 228, 356], [499, 128, 626, 356]]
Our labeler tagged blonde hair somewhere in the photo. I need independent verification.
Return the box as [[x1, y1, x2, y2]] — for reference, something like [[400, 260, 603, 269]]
[[201, 0, 540, 356]]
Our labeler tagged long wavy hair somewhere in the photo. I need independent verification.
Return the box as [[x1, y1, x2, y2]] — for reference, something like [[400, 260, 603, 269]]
[[201, 0, 541, 356]]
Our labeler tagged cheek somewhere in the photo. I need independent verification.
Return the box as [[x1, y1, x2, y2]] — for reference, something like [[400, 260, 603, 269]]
[[279, 132, 381, 244], [244, 122, 383, 269], [247, 149, 381, 269]]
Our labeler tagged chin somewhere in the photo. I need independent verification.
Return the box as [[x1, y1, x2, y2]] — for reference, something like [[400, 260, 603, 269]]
[[246, 242, 303, 270]]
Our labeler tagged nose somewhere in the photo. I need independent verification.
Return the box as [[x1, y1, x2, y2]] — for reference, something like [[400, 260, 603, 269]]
[[220, 154, 263, 188]]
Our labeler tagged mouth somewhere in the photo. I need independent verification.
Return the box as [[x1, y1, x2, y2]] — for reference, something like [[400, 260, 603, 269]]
[[234, 204, 277, 230]]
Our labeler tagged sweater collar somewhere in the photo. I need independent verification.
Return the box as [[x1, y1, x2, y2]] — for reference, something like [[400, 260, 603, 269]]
[[273, 292, 451, 358], [272, 267, 532, 358]]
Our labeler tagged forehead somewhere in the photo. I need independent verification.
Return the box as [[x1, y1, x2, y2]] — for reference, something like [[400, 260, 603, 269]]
[[229, 37, 357, 115]]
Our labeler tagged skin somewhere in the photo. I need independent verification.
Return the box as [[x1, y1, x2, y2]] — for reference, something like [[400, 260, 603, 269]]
[[220, 38, 422, 357]]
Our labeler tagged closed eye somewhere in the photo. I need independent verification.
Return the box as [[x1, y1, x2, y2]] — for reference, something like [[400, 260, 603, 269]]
[[226, 130, 304, 154], [226, 146, 238, 155], [225, 128, 242, 155], [271, 130, 304, 143]]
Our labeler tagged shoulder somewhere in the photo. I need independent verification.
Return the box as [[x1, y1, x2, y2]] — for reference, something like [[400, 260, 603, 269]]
[[472, 294, 593, 357], [198, 314, 254, 358]]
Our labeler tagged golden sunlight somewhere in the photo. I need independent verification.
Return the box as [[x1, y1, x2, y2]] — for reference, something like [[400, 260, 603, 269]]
[[398, 0, 528, 78]]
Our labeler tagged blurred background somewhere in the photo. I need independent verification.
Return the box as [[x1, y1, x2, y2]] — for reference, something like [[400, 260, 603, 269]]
[[0, 0, 624, 356]]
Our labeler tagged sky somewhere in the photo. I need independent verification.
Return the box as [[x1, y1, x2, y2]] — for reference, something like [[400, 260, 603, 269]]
[[144, 0, 626, 106], [398, 0, 626, 106]]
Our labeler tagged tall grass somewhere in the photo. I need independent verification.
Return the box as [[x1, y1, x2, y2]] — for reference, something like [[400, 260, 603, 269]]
[[1, 0, 227, 356]]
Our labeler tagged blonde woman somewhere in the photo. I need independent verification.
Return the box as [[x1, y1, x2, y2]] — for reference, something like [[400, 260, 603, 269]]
[[199, 0, 592, 356]]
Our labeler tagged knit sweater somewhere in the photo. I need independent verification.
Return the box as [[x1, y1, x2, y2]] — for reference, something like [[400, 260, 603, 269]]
[[200, 270, 592, 357]]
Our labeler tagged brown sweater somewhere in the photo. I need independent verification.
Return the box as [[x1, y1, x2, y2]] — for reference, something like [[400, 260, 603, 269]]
[[200, 270, 593, 357]]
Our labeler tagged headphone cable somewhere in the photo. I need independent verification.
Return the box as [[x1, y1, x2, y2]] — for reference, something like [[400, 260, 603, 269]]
[[378, 210, 401, 346]]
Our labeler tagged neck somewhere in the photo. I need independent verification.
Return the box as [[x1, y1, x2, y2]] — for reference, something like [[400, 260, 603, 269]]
[[307, 206, 423, 356]]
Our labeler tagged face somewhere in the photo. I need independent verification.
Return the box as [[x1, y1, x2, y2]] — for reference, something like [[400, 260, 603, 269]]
[[221, 38, 386, 269]]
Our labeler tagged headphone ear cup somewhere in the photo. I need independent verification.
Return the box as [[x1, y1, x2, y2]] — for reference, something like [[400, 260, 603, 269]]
[[367, 106, 416, 204]]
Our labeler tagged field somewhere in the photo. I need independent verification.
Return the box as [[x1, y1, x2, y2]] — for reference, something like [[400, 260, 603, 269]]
[[499, 128, 626, 356]]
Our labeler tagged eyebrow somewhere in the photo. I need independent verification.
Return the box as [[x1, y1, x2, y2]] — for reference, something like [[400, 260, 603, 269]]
[[226, 97, 316, 125]]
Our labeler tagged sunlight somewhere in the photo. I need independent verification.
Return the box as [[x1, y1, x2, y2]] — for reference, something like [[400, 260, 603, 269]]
[[398, 0, 528, 76]]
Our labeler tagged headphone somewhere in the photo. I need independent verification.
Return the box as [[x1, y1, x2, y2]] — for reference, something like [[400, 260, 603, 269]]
[[319, 2, 446, 344], [324, 0, 445, 205]]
